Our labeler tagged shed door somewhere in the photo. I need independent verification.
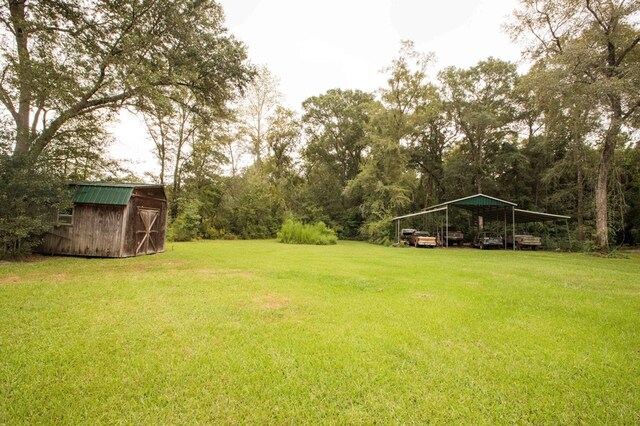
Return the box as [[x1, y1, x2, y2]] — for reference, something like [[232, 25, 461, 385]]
[[136, 207, 160, 255]]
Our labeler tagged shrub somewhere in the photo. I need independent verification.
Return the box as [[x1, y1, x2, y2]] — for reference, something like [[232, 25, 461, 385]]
[[168, 200, 202, 242], [277, 219, 337, 245], [0, 158, 71, 259], [359, 218, 394, 246]]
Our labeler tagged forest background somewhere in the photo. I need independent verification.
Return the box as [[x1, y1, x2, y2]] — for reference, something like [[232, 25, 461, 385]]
[[1, 0, 639, 257]]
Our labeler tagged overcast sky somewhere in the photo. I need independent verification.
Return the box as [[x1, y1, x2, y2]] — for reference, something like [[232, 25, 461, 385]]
[[110, 0, 523, 177]]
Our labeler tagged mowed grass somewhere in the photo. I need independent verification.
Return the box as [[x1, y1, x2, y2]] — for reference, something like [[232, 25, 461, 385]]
[[1, 241, 639, 424]]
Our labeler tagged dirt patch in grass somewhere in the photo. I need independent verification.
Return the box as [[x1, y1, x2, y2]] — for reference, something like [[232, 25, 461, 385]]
[[0, 276, 21, 286], [415, 292, 436, 300], [0, 272, 70, 286], [0, 254, 52, 265], [50, 273, 70, 282], [255, 293, 290, 310], [198, 269, 255, 279], [158, 260, 188, 266]]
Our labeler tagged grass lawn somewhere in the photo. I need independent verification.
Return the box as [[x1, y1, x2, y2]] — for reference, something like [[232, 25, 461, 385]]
[[1, 240, 639, 424]]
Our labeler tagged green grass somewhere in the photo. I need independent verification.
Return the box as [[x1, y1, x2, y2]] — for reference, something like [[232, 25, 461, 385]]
[[1, 241, 639, 424]]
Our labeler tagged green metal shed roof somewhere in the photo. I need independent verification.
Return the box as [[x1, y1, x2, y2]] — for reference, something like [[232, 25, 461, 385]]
[[69, 182, 163, 205], [72, 185, 133, 205]]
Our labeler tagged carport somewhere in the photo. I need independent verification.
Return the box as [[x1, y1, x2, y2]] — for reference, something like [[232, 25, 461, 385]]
[[392, 193, 571, 249]]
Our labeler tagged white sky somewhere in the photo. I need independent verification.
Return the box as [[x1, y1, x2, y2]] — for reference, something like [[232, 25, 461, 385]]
[[110, 0, 523, 178]]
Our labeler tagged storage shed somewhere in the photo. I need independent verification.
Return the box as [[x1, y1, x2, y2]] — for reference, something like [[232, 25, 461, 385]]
[[39, 182, 168, 258]]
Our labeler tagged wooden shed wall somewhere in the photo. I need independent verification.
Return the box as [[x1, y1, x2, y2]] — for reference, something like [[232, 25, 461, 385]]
[[40, 204, 126, 257], [121, 189, 168, 257]]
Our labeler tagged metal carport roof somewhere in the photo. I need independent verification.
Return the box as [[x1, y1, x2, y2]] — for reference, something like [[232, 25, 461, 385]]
[[482, 208, 571, 224], [393, 194, 570, 224], [427, 193, 516, 210]]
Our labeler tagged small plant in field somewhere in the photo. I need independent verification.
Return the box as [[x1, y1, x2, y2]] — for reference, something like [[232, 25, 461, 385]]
[[277, 219, 337, 245]]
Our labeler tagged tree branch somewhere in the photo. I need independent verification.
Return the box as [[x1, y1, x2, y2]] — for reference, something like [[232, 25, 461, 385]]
[[29, 89, 137, 159], [19, 0, 156, 160], [615, 36, 640, 66], [527, 20, 551, 52], [585, 0, 609, 34], [30, 100, 44, 139], [622, 99, 640, 121], [0, 80, 18, 122], [535, 0, 563, 53]]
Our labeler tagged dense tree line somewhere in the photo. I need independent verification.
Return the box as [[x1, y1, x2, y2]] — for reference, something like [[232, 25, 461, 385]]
[[1, 1, 638, 258], [164, 32, 639, 250]]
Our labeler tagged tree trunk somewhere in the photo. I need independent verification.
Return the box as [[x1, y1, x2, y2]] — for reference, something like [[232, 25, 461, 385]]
[[576, 166, 584, 243], [171, 141, 183, 221], [9, 0, 32, 159], [423, 174, 430, 209], [158, 118, 167, 186], [475, 138, 483, 193], [595, 104, 622, 251]]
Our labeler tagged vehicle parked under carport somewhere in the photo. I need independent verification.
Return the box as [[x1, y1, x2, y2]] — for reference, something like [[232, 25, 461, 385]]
[[507, 233, 542, 250], [473, 232, 503, 249], [408, 231, 438, 248]]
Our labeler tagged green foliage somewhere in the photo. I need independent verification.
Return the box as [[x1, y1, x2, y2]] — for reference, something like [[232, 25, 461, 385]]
[[0, 158, 70, 259], [358, 217, 394, 246], [168, 200, 202, 242], [277, 219, 337, 245], [265, 106, 300, 182], [2, 0, 253, 163], [439, 58, 519, 193], [301, 89, 375, 238], [509, 0, 640, 250], [214, 170, 285, 239]]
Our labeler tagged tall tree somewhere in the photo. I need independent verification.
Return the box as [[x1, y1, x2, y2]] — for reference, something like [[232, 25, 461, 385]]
[[301, 89, 374, 235], [347, 41, 434, 243], [439, 58, 519, 194], [143, 89, 218, 219], [265, 106, 300, 182], [406, 87, 450, 208], [237, 65, 282, 166], [143, 100, 173, 186], [0, 0, 252, 164], [510, 0, 640, 250], [524, 65, 599, 242], [303, 89, 374, 186], [377, 41, 448, 209]]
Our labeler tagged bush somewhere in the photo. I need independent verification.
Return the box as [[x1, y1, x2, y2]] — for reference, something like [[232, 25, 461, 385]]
[[0, 157, 71, 259], [168, 200, 202, 242], [359, 218, 394, 246], [277, 219, 337, 245]]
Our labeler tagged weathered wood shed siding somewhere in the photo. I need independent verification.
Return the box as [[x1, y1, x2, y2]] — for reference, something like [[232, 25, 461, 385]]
[[121, 188, 168, 257], [40, 204, 126, 257]]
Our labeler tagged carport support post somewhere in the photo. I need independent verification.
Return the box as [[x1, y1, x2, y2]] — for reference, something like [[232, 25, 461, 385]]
[[396, 220, 400, 245], [512, 206, 516, 251], [566, 219, 572, 251], [503, 209, 507, 249], [445, 206, 449, 248]]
